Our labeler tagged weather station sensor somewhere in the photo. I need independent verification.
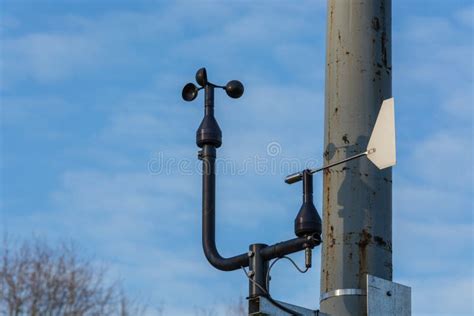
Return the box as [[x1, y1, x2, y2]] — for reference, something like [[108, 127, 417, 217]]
[[181, 67, 409, 315]]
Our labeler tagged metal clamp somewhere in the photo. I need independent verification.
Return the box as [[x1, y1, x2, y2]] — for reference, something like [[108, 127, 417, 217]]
[[320, 288, 366, 302]]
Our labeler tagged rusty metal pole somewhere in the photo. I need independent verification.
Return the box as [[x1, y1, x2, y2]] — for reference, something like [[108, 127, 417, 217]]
[[320, 1, 392, 315]]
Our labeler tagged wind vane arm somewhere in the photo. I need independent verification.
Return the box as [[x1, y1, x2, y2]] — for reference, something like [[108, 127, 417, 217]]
[[285, 98, 396, 185], [284, 151, 372, 184]]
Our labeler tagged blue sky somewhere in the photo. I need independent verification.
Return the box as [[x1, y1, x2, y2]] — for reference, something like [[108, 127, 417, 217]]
[[1, 0, 473, 315]]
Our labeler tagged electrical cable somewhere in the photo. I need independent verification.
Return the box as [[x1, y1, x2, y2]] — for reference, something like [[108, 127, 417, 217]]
[[241, 266, 268, 296], [241, 266, 302, 316], [266, 256, 309, 290], [264, 293, 302, 316]]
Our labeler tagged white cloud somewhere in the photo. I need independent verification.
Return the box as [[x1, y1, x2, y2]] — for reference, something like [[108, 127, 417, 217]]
[[455, 4, 474, 29], [442, 90, 474, 121], [51, 170, 198, 225], [3, 33, 103, 82], [392, 6, 473, 315], [410, 276, 473, 316], [0, 15, 19, 34], [1, 96, 71, 127], [1, 0, 326, 87], [394, 125, 473, 314], [410, 130, 472, 192], [396, 10, 473, 123]]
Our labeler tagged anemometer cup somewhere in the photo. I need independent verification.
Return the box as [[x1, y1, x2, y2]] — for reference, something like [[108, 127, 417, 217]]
[[196, 68, 208, 87], [182, 83, 199, 101], [225, 80, 244, 99], [182, 68, 245, 103]]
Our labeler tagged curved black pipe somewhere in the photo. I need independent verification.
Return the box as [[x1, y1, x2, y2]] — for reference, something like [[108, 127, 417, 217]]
[[201, 145, 249, 271], [201, 145, 321, 270]]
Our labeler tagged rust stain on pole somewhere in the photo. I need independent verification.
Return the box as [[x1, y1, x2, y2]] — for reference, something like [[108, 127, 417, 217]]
[[320, 1, 392, 315]]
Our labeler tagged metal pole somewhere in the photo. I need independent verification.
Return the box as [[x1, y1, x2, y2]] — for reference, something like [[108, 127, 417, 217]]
[[320, 1, 392, 315], [248, 244, 269, 298]]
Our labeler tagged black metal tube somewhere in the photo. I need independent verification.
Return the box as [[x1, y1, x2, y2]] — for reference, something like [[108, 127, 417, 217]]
[[201, 145, 249, 271], [260, 236, 320, 261], [303, 170, 313, 204], [204, 85, 214, 116]]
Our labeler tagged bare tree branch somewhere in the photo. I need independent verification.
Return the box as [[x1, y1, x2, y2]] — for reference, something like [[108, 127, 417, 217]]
[[0, 236, 146, 316]]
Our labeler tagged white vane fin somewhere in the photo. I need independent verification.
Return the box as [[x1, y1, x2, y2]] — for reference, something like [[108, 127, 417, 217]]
[[367, 98, 396, 169]]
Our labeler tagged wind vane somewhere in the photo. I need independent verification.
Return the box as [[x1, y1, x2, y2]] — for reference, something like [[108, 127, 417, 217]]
[[285, 98, 396, 184]]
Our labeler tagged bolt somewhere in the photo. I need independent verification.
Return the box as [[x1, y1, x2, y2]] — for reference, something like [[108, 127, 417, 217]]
[[247, 251, 254, 258], [247, 271, 255, 278]]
